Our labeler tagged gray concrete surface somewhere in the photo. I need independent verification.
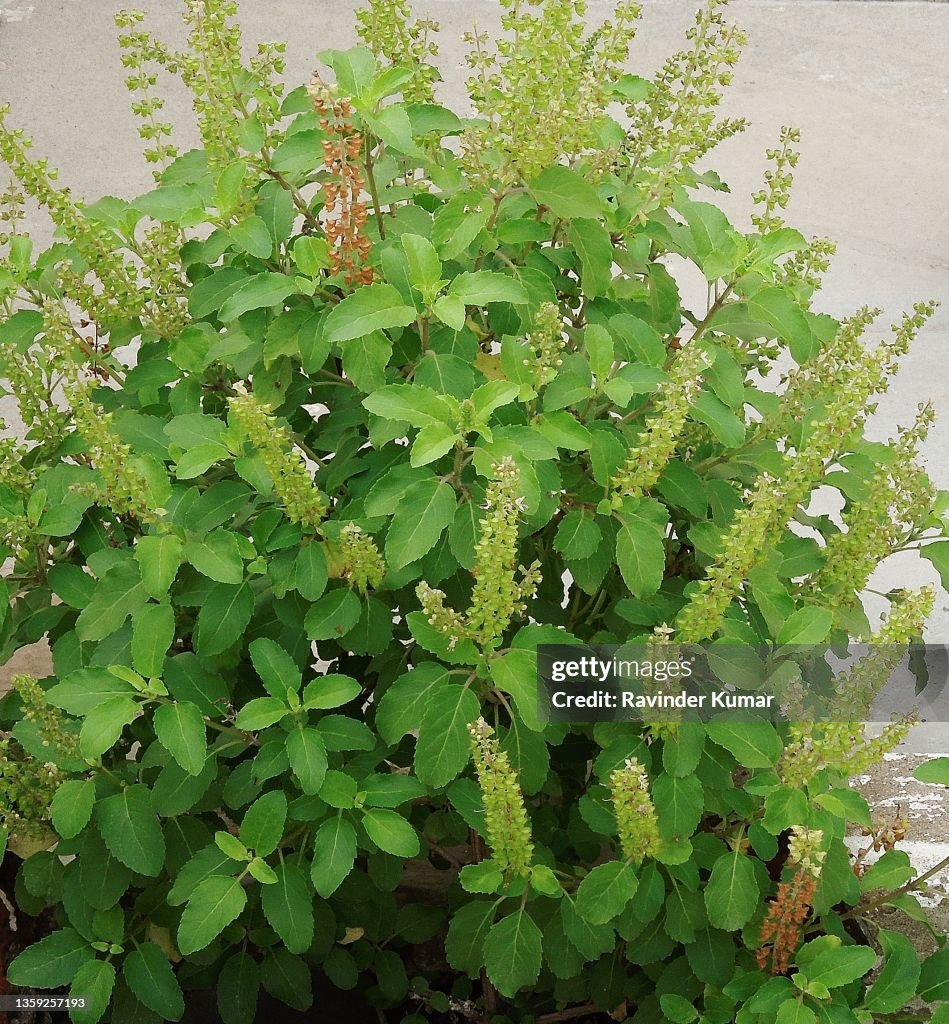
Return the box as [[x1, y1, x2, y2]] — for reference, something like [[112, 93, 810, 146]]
[[1, 1, 948, 750]]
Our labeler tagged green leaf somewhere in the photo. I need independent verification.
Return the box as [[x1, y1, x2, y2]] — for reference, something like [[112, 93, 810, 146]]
[[323, 283, 417, 343], [529, 165, 601, 219], [534, 411, 593, 451], [240, 790, 287, 856], [411, 422, 458, 467], [218, 273, 298, 321], [96, 785, 165, 876], [813, 788, 872, 829], [483, 908, 543, 997], [304, 587, 362, 641], [922, 541, 949, 590], [302, 673, 361, 710], [705, 852, 760, 930], [154, 701, 207, 776], [248, 637, 301, 701], [363, 383, 454, 428], [79, 696, 140, 759], [554, 511, 601, 559], [292, 234, 331, 275], [294, 542, 328, 602], [691, 391, 746, 447], [362, 808, 420, 857], [123, 942, 185, 1021], [774, 1001, 817, 1024], [796, 936, 876, 988], [230, 216, 273, 258], [653, 773, 703, 842], [913, 757, 949, 786], [235, 696, 289, 731], [311, 815, 357, 897], [69, 959, 116, 1024], [448, 271, 529, 306], [217, 950, 260, 1024], [185, 530, 245, 584], [491, 648, 542, 731], [575, 861, 639, 926], [7, 929, 94, 988], [131, 602, 175, 678], [178, 875, 247, 955], [385, 478, 456, 570], [75, 563, 148, 643], [776, 606, 833, 645], [414, 684, 481, 788], [376, 662, 453, 743], [134, 534, 184, 599], [47, 668, 136, 716], [341, 329, 392, 391], [401, 233, 443, 298], [433, 293, 466, 330], [709, 287, 816, 364], [918, 946, 949, 1002], [616, 519, 665, 599], [707, 720, 782, 768], [51, 779, 96, 839], [194, 582, 254, 657], [459, 860, 504, 894], [261, 861, 314, 954], [864, 930, 920, 1012], [287, 727, 328, 795], [660, 995, 699, 1024], [569, 218, 613, 297], [446, 900, 497, 977], [763, 786, 810, 834]]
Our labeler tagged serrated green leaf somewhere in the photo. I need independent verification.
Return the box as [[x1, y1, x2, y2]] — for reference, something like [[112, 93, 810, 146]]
[[178, 875, 247, 955], [311, 815, 357, 898], [154, 701, 208, 776]]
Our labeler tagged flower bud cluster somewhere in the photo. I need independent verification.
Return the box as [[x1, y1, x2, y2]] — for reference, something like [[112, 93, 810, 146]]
[[815, 406, 936, 605], [1, 332, 70, 451], [523, 302, 567, 390], [416, 459, 539, 650], [67, 377, 163, 525], [417, 459, 540, 651], [781, 589, 932, 786], [138, 222, 190, 335], [463, 0, 640, 186], [467, 459, 541, 645], [0, 738, 62, 839], [178, 0, 245, 170], [228, 387, 327, 532], [781, 236, 836, 304], [309, 75, 374, 287], [756, 827, 824, 974], [356, 0, 440, 105], [0, 676, 79, 839], [336, 522, 386, 592], [611, 345, 707, 501], [115, 10, 180, 175], [12, 675, 81, 763], [751, 126, 800, 234], [0, 107, 141, 321], [0, 177, 26, 246], [623, 0, 747, 203], [677, 305, 933, 643], [468, 718, 534, 878], [609, 757, 661, 864]]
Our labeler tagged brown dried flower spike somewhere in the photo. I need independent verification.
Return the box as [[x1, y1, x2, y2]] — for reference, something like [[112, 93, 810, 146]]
[[308, 73, 374, 286]]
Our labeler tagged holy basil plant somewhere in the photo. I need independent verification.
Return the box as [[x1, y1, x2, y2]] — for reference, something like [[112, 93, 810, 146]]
[[1, 0, 948, 1022]]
